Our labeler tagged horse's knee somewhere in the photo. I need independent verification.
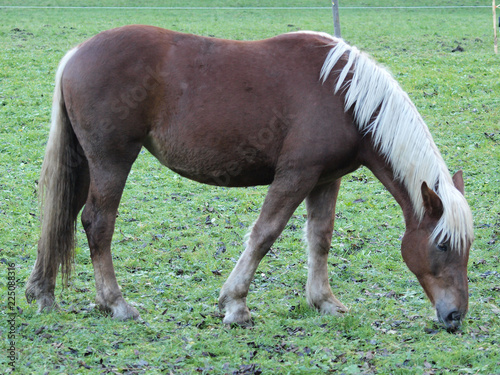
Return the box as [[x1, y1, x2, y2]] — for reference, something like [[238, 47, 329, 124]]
[[248, 222, 282, 254]]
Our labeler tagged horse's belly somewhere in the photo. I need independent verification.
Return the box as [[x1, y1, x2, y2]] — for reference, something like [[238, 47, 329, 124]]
[[144, 133, 275, 187]]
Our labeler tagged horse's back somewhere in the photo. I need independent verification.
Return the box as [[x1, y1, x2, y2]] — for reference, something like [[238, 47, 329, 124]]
[[61, 26, 360, 187]]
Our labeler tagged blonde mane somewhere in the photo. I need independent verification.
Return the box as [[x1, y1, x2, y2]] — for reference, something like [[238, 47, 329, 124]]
[[319, 38, 473, 251]]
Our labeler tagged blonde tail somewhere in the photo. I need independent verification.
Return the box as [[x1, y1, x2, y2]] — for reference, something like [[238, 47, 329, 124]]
[[26, 47, 87, 307]]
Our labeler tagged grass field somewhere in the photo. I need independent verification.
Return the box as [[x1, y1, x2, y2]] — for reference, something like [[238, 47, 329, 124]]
[[1, 1, 499, 374]]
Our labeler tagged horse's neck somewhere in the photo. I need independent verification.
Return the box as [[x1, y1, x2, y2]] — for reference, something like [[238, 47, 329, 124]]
[[360, 144, 418, 227]]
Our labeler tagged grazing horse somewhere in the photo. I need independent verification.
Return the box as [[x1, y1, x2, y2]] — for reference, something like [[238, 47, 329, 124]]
[[26, 25, 474, 331]]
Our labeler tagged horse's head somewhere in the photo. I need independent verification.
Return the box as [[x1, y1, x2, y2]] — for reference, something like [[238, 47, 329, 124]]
[[401, 171, 472, 332]]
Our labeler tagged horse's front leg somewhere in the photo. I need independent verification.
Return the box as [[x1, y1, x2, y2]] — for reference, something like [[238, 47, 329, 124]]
[[219, 171, 320, 324], [305, 179, 348, 315]]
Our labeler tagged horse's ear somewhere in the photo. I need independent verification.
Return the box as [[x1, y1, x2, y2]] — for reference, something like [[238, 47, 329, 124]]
[[421, 182, 443, 219], [452, 170, 465, 196]]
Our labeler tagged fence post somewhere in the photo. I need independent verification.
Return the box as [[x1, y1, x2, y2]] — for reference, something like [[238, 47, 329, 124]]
[[494, 0, 499, 54], [332, 0, 341, 38]]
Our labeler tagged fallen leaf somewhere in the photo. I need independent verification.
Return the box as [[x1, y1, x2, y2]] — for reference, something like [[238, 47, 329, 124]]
[[201, 351, 217, 358], [424, 328, 439, 335], [490, 304, 500, 315], [78, 360, 91, 369], [136, 359, 149, 367], [479, 325, 489, 332]]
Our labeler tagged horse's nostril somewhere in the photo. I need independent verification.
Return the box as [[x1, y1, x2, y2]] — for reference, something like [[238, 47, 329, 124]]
[[448, 310, 462, 322], [445, 310, 463, 331]]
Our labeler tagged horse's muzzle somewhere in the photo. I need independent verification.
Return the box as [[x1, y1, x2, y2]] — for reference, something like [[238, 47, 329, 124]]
[[436, 307, 465, 332]]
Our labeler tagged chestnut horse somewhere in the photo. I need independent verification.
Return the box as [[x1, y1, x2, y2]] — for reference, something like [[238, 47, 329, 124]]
[[26, 25, 474, 331]]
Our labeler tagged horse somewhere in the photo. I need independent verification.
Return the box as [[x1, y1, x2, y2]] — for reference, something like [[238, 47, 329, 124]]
[[25, 25, 474, 331]]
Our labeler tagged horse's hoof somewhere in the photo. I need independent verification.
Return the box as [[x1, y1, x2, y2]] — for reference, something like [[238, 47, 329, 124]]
[[112, 302, 140, 321], [222, 305, 252, 325], [34, 295, 58, 313], [320, 303, 348, 315], [310, 297, 349, 316]]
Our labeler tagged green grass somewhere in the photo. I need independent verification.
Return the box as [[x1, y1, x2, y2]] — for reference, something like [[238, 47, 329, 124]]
[[1, 1, 499, 374]]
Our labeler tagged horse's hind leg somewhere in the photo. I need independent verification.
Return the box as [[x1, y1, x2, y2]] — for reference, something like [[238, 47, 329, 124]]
[[219, 170, 320, 324], [305, 179, 348, 315], [81, 146, 142, 321], [25, 156, 90, 312]]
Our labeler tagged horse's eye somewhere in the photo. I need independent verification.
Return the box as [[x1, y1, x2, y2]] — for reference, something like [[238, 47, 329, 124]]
[[436, 243, 449, 252]]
